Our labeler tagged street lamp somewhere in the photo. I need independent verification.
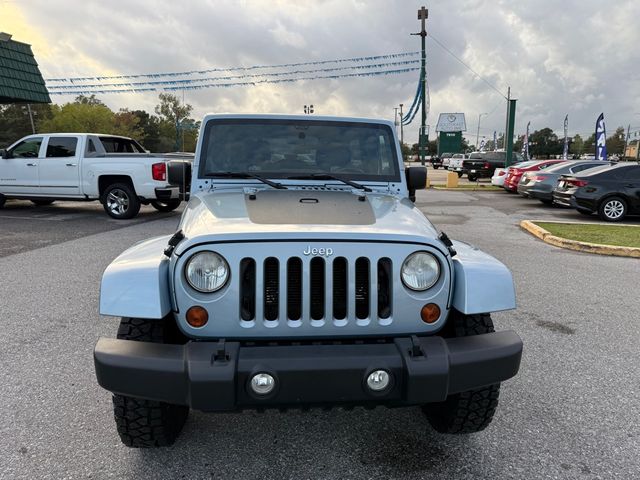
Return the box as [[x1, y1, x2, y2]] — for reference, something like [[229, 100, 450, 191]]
[[476, 113, 488, 151]]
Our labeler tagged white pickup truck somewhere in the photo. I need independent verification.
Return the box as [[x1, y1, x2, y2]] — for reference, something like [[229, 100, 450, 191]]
[[0, 133, 192, 219], [447, 153, 467, 177]]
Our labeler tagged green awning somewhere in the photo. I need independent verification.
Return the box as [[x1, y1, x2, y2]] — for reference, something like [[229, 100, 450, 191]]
[[0, 32, 51, 104]]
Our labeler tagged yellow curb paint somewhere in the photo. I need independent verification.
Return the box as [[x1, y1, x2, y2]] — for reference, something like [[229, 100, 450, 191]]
[[519, 220, 640, 259]]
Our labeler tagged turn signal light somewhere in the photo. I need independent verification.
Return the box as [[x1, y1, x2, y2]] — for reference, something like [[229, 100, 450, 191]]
[[420, 303, 441, 324], [186, 306, 208, 328]]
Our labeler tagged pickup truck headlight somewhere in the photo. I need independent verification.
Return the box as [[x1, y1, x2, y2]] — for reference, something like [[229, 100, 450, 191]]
[[185, 251, 229, 292], [401, 252, 440, 291]]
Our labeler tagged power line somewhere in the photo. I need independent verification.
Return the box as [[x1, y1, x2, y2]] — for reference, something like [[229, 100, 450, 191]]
[[428, 34, 507, 100]]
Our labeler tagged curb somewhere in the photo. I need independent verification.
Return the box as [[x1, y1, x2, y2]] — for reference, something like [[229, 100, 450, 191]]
[[519, 220, 640, 258]]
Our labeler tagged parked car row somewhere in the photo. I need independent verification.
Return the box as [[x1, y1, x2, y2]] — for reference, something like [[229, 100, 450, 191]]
[[500, 158, 640, 222]]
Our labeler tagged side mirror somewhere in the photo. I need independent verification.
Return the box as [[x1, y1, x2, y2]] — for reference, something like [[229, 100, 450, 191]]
[[0, 149, 7, 159], [405, 166, 427, 202]]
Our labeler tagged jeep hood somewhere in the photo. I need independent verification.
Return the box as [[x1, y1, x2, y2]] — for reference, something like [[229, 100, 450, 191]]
[[174, 189, 441, 256]]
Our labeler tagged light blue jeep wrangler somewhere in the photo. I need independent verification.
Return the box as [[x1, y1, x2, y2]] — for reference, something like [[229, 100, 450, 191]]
[[94, 114, 522, 447]]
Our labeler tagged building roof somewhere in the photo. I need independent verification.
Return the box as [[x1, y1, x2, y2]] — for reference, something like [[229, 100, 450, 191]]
[[0, 32, 51, 104]]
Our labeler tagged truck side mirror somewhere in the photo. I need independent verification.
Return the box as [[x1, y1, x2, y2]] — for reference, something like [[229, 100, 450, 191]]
[[406, 166, 427, 202]]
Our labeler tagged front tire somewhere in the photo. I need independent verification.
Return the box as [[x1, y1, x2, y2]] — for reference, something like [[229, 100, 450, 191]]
[[112, 317, 189, 448], [468, 174, 478, 182], [598, 196, 627, 222], [457, 171, 463, 178], [423, 311, 501, 434], [150, 199, 181, 212], [102, 183, 140, 219]]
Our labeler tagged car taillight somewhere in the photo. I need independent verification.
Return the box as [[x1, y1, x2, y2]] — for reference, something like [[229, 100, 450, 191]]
[[483, 162, 490, 169], [531, 175, 548, 181], [152, 162, 167, 181], [568, 179, 589, 187], [498, 170, 507, 176]]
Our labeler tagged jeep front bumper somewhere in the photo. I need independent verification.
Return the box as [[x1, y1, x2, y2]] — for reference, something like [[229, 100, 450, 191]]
[[94, 332, 522, 411]]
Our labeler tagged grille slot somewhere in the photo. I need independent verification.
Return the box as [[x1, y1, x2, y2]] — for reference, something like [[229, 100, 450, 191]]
[[377, 258, 392, 319], [287, 258, 302, 320], [355, 258, 370, 319], [239, 258, 256, 320], [309, 258, 325, 320], [263, 257, 279, 321], [332, 257, 348, 320]]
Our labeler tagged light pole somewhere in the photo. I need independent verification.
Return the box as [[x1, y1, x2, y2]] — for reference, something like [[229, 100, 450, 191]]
[[399, 103, 404, 145], [394, 107, 399, 135], [476, 113, 488, 151]]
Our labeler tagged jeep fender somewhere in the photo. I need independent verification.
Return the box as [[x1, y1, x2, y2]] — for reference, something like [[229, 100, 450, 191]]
[[450, 240, 516, 314], [100, 235, 172, 319]]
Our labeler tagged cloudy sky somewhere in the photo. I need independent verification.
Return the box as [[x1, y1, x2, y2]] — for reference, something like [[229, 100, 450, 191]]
[[2, 0, 639, 144]]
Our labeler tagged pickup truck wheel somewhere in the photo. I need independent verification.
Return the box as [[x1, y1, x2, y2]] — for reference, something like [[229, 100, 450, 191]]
[[150, 199, 181, 212], [433, 166, 439, 170], [31, 199, 55, 206], [468, 174, 478, 182], [457, 171, 463, 178], [422, 311, 501, 434], [103, 183, 140, 219], [112, 317, 189, 448]]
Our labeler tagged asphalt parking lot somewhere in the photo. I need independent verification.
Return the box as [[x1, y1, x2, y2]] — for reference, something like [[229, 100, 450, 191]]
[[1, 190, 639, 480]]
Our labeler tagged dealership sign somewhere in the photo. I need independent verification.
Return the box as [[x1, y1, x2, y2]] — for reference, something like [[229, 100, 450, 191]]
[[435, 113, 467, 132]]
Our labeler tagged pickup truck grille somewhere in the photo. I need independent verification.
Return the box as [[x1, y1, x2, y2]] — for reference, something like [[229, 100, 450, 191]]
[[239, 256, 392, 324]]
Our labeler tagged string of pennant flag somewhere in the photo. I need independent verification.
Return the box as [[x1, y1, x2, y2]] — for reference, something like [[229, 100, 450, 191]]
[[45, 51, 420, 83], [46, 67, 420, 96], [46, 59, 420, 91]]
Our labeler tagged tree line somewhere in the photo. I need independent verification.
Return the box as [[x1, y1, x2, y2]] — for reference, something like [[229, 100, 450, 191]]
[[0, 94, 199, 152]]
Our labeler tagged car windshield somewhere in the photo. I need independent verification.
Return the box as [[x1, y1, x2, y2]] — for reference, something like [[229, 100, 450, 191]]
[[200, 119, 400, 181], [578, 164, 619, 176]]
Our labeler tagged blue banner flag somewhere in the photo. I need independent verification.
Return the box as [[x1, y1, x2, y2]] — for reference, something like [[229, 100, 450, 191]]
[[521, 121, 530, 160], [562, 115, 569, 160], [595, 113, 607, 161]]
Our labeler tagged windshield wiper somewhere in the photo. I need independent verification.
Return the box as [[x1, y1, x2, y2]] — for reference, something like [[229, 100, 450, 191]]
[[285, 173, 372, 192], [203, 171, 287, 189]]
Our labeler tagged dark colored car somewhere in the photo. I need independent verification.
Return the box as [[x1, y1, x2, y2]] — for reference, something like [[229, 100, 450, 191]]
[[463, 151, 524, 181], [503, 159, 565, 192], [552, 163, 640, 221], [430, 155, 443, 169], [518, 160, 609, 204]]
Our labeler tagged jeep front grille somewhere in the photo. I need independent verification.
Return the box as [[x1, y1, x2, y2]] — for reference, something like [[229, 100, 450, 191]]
[[239, 256, 393, 324]]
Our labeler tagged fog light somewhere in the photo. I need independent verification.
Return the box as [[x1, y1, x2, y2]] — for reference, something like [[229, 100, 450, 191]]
[[186, 306, 208, 328], [250, 373, 275, 395], [420, 303, 440, 324], [366, 370, 390, 392]]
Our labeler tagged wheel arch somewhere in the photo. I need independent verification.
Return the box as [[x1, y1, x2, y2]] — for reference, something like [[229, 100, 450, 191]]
[[98, 175, 136, 199]]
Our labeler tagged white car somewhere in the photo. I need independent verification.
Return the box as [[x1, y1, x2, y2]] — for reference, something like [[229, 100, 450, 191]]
[[491, 167, 509, 186], [0, 133, 192, 219]]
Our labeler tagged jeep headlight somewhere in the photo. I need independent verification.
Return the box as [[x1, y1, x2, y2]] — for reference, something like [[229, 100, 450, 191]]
[[401, 252, 440, 291], [185, 251, 229, 292]]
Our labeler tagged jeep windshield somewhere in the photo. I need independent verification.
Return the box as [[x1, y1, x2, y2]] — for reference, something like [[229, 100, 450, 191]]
[[199, 118, 401, 182]]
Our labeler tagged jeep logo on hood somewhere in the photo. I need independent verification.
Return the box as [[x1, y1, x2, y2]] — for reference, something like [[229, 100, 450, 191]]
[[303, 246, 334, 257]]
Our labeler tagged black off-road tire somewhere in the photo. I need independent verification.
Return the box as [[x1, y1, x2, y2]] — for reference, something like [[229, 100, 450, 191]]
[[102, 183, 140, 220], [423, 311, 501, 434], [468, 174, 478, 182], [457, 171, 463, 178], [31, 199, 55, 206], [433, 165, 439, 170], [150, 199, 181, 212], [598, 196, 627, 222], [112, 317, 189, 448]]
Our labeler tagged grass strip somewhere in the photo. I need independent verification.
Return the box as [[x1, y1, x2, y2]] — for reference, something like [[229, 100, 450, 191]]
[[534, 222, 640, 248]]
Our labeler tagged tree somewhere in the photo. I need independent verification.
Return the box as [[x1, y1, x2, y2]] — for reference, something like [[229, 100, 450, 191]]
[[154, 93, 194, 151], [570, 134, 584, 156], [74, 94, 105, 106], [0, 103, 52, 147], [583, 133, 596, 156], [606, 126, 625, 155], [39, 101, 114, 133], [112, 109, 144, 139], [528, 128, 562, 158], [400, 142, 412, 160]]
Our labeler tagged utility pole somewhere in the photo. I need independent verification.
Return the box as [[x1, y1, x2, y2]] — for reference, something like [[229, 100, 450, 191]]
[[399, 103, 404, 145], [624, 124, 630, 158], [26, 104, 36, 134], [418, 6, 428, 166], [476, 113, 487, 151]]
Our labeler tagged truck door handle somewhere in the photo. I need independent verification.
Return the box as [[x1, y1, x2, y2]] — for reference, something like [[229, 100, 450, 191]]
[[26, 163, 37, 167], [66, 163, 77, 167]]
